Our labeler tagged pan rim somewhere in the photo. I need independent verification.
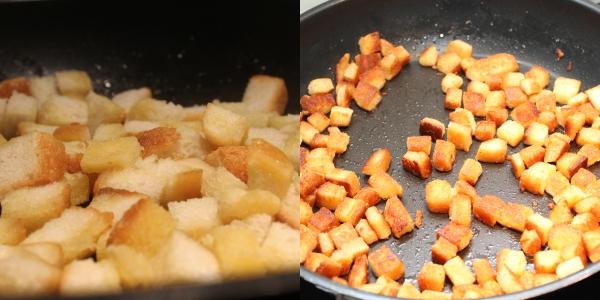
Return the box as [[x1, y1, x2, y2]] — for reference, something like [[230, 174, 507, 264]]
[[300, 0, 600, 299]]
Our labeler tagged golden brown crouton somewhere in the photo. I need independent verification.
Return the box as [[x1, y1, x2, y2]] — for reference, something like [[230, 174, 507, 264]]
[[486, 107, 509, 127], [520, 229, 542, 256], [554, 77, 581, 104], [365, 206, 391, 239], [419, 46, 438, 67], [571, 168, 596, 189], [407, 136, 432, 155], [449, 194, 472, 226], [358, 32, 381, 55], [315, 182, 346, 210], [384, 196, 414, 238], [437, 222, 473, 251], [441, 73, 463, 93], [537, 111, 558, 133], [431, 237, 458, 264], [326, 168, 360, 197], [473, 195, 505, 227], [420, 117, 446, 141], [432, 140, 456, 172], [308, 207, 339, 232], [458, 159, 482, 185], [362, 148, 392, 175], [354, 219, 378, 245], [334, 198, 367, 226], [367, 171, 403, 199], [418, 263, 446, 292], [497, 202, 534, 232], [436, 52, 462, 74], [578, 144, 600, 166], [556, 153, 587, 179], [473, 258, 496, 284], [444, 256, 476, 286], [475, 138, 507, 163], [135, 127, 180, 158], [445, 88, 463, 110], [300, 94, 335, 114], [447, 121, 472, 151], [402, 151, 432, 179], [368, 245, 405, 281], [449, 108, 476, 132], [465, 53, 519, 82], [353, 81, 382, 111], [544, 134, 570, 163], [354, 187, 381, 207], [425, 179, 452, 213], [565, 112, 586, 140], [348, 254, 368, 287], [474, 120, 496, 141], [463, 91, 486, 117], [53, 123, 91, 142]]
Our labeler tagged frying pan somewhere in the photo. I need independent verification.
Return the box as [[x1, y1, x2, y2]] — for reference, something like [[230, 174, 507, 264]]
[[300, 0, 600, 298], [0, 0, 299, 299]]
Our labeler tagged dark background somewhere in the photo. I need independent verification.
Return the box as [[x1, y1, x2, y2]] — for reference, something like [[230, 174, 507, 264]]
[[0, 0, 299, 300]]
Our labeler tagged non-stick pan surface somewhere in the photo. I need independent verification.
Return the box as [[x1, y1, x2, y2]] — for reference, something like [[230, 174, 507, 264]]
[[0, 0, 299, 299], [300, 0, 600, 298]]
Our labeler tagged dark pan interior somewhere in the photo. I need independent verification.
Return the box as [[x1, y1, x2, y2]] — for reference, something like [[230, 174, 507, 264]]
[[301, 0, 600, 298], [0, 0, 299, 299]]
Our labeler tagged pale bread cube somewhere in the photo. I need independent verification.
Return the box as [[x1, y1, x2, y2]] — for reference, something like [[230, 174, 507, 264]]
[[60, 258, 121, 295], [86, 92, 125, 132], [242, 75, 288, 114], [167, 197, 221, 240], [112, 87, 152, 113], [260, 222, 300, 273], [104, 245, 157, 289], [29, 76, 57, 107], [92, 123, 126, 141], [0, 218, 27, 245], [38, 95, 88, 126], [80, 136, 141, 173], [0, 248, 61, 295], [55, 70, 92, 99], [203, 103, 249, 147], [128, 98, 184, 122], [1, 92, 37, 138]]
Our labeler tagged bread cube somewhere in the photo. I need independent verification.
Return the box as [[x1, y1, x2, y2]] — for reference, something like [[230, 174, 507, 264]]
[[508, 153, 526, 178], [468, 81, 491, 97], [329, 106, 353, 127], [437, 222, 473, 251], [368, 245, 405, 280], [519, 78, 541, 96], [425, 179, 452, 213], [522, 122, 548, 146], [533, 249, 562, 275], [380, 53, 404, 80], [308, 207, 339, 233], [365, 206, 391, 239], [359, 66, 386, 90], [476, 138, 507, 163], [496, 248, 527, 277], [335, 82, 354, 107], [335, 198, 367, 226], [348, 254, 368, 287], [449, 108, 476, 132], [502, 72, 525, 89], [0, 218, 27, 246], [327, 223, 358, 250], [472, 258, 495, 284], [52, 123, 90, 142], [396, 282, 422, 298], [407, 136, 432, 155], [520, 229, 542, 256], [80, 136, 141, 173], [579, 103, 600, 125], [1, 92, 38, 138], [203, 104, 249, 147], [436, 52, 462, 74], [430, 237, 458, 265], [358, 32, 381, 55], [209, 225, 267, 279], [523, 66, 549, 89], [444, 88, 463, 110], [497, 202, 534, 232], [486, 107, 509, 127], [556, 257, 584, 278], [578, 144, 600, 166], [465, 53, 518, 81], [444, 256, 475, 286], [463, 91, 486, 117], [367, 170, 403, 198], [550, 200, 574, 224], [458, 159, 482, 186], [446, 39, 472, 58], [496, 120, 524, 147], [485, 90, 506, 110], [537, 111, 558, 133], [300, 93, 335, 114], [59, 258, 121, 295], [355, 219, 378, 245], [583, 230, 600, 262], [300, 225, 318, 263], [362, 148, 392, 175], [326, 127, 350, 154], [571, 212, 598, 233], [420, 117, 446, 140], [554, 77, 581, 104], [384, 196, 414, 238], [0, 248, 62, 295], [53, 70, 91, 99], [306, 113, 329, 133], [308, 78, 334, 95], [417, 262, 446, 292], [473, 195, 505, 227], [556, 153, 587, 179], [504, 86, 528, 109], [474, 120, 496, 141], [447, 121, 472, 151], [402, 151, 432, 179], [0, 76, 30, 99], [496, 267, 523, 294], [511, 101, 540, 128], [353, 81, 382, 111], [300, 121, 319, 145], [565, 112, 586, 140], [39, 95, 88, 126], [354, 187, 381, 207], [576, 127, 600, 147], [382, 43, 411, 66], [335, 53, 350, 82], [419, 46, 438, 67], [449, 194, 472, 226], [0, 181, 70, 232], [548, 224, 582, 252], [315, 182, 346, 210], [441, 73, 463, 93], [545, 135, 570, 163], [525, 213, 554, 245], [571, 168, 596, 189], [520, 145, 546, 168], [461, 57, 477, 71]]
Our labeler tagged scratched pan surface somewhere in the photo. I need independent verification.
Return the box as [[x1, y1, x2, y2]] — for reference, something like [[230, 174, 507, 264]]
[[0, 1, 299, 300], [300, 0, 600, 298]]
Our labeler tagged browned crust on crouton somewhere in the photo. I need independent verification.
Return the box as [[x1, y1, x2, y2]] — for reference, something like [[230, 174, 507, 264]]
[[135, 127, 180, 158], [33, 133, 68, 189], [205, 146, 248, 183], [0, 77, 30, 98], [300, 94, 336, 114]]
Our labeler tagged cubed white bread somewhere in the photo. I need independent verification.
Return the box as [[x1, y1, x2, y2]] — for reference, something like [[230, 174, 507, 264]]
[[17, 122, 57, 136], [242, 75, 288, 114], [203, 103, 249, 147], [63, 172, 90, 206], [171, 122, 213, 158], [260, 222, 300, 273], [112, 87, 152, 113], [60, 258, 121, 295], [229, 214, 273, 244], [167, 197, 221, 240], [20, 242, 64, 267], [153, 231, 221, 284], [22, 207, 112, 263], [103, 245, 157, 289], [55, 70, 92, 99], [123, 120, 160, 134], [93, 123, 126, 141], [1, 92, 37, 138], [86, 92, 125, 132], [128, 98, 184, 122], [277, 176, 300, 228], [245, 127, 287, 152], [29, 76, 57, 107], [0, 248, 61, 295], [0, 132, 67, 196], [38, 95, 88, 126], [89, 188, 148, 226], [0, 180, 70, 232]]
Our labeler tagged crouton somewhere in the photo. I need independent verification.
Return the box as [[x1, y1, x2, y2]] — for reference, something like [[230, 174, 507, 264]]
[[425, 179, 452, 213], [353, 81, 382, 111], [308, 207, 338, 233], [468, 81, 490, 98], [384, 196, 414, 238], [548, 224, 582, 252], [502, 72, 525, 89], [445, 88, 463, 110], [348, 254, 368, 287], [474, 120, 496, 141], [550, 200, 574, 224], [458, 159, 482, 185], [203, 104, 249, 147], [306, 113, 329, 133], [0, 76, 30, 99], [402, 151, 432, 179], [449, 108, 476, 132], [407, 136, 432, 155], [497, 202, 534, 232], [419, 46, 438, 67], [576, 127, 600, 146], [431, 237, 458, 264], [578, 144, 600, 166], [449, 194, 472, 226], [327, 223, 357, 250], [463, 91, 486, 117], [300, 226, 318, 263], [0, 219, 27, 246], [556, 257, 584, 278], [54, 70, 91, 99], [308, 78, 334, 96], [418, 262, 446, 292], [476, 138, 507, 163], [511, 101, 540, 128], [326, 127, 349, 154], [524, 66, 550, 89], [354, 187, 381, 207], [300, 94, 335, 114], [554, 77, 581, 104], [466, 53, 519, 82], [522, 122, 548, 146], [0, 181, 70, 232], [209, 225, 267, 279], [382, 43, 411, 66], [485, 90, 506, 109], [365, 206, 391, 239], [520, 229, 542, 256], [436, 52, 462, 74], [556, 153, 587, 179], [565, 112, 586, 140], [545, 135, 570, 163], [472, 258, 495, 284], [420, 117, 446, 140], [509, 153, 526, 178], [335, 82, 354, 107], [583, 230, 600, 262], [0, 132, 67, 196], [537, 111, 558, 133], [486, 107, 509, 127], [367, 171, 403, 199], [575, 196, 600, 215], [241, 75, 287, 114], [59, 259, 121, 295], [447, 39, 472, 58], [22, 207, 111, 262], [461, 57, 477, 71], [444, 256, 475, 286], [496, 267, 523, 294], [380, 53, 403, 80], [315, 182, 345, 210], [473, 195, 505, 227], [358, 32, 381, 55], [368, 245, 405, 280], [359, 66, 386, 90], [335, 198, 367, 226], [524, 213, 553, 246], [355, 219, 378, 245], [0, 248, 62, 295], [520, 145, 546, 168], [503, 87, 527, 109], [247, 139, 294, 198], [362, 148, 392, 175], [454, 180, 479, 201], [496, 120, 524, 147], [571, 168, 596, 189], [520, 78, 541, 96], [39, 95, 88, 126], [52, 123, 90, 142], [329, 106, 353, 127], [437, 222, 473, 251], [496, 249, 527, 277], [441, 73, 463, 93], [431, 140, 456, 172], [80, 136, 141, 173]]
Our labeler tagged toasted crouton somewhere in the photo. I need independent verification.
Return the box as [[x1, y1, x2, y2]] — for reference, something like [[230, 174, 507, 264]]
[[53, 123, 91, 142], [556, 153, 587, 179], [22, 207, 112, 262], [358, 32, 381, 55], [511, 101, 539, 128], [202, 104, 248, 147], [436, 52, 462, 74], [407, 136, 432, 155], [242, 75, 287, 114], [509, 153, 526, 178], [496, 120, 524, 147], [497, 249, 527, 276], [472, 258, 495, 284], [315, 182, 346, 210], [60, 259, 121, 295], [418, 262, 446, 292], [447, 121, 472, 151], [556, 257, 584, 278], [447, 40, 473, 58], [571, 168, 596, 189], [545, 134, 570, 163], [402, 151, 432, 179], [431, 237, 458, 264], [578, 144, 600, 166], [502, 72, 525, 89], [367, 171, 403, 199], [548, 224, 582, 252], [463, 91, 486, 117], [550, 200, 574, 224], [300, 94, 335, 114], [449, 108, 476, 132], [432, 139, 456, 172], [348, 254, 368, 287], [419, 46, 438, 67], [362, 148, 392, 175], [425, 179, 452, 213], [445, 88, 463, 110], [247, 139, 294, 198], [523, 122, 548, 146], [466, 53, 519, 82], [359, 66, 386, 90], [520, 78, 542, 95], [39, 95, 88, 126], [384, 196, 414, 238], [554, 77, 581, 104], [486, 107, 509, 127], [354, 219, 378, 245], [0, 181, 70, 232], [300, 226, 318, 263], [0, 77, 30, 98], [449, 194, 472, 226], [55, 70, 91, 99], [420, 117, 446, 140], [0, 218, 27, 246], [335, 82, 354, 107], [476, 138, 507, 163], [368, 245, 404, 280], [166, 197, 221, 240], [353, 81, 382, 111], [335, 198, 367, 226], [365, 207, 391, 239], [576, 127, 600, 146], [485, 90, 506, 109], [474, 120, 496, 141], [565, 112, 586, 140], [437, 222, 472, 251], [444, 256, 475, 286], [526, 66, 550, 88], [473, 195, 505, 227], [537, 111, 558, 133], [81, 136, 141, 173], [458, 159, 482, 185], [520, 229, 542, 256], [308, 208, 339, 233], [441, 73, 463, 93], [497, 202, 534, 232], [380, 53, 403, 80], [525, 213, 554, 245], [0, 132, 67, 196]]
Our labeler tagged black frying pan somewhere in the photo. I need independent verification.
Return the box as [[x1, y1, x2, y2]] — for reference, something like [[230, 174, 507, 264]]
[[300, 0, 600, 298], [0, 0, 299, 299]]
